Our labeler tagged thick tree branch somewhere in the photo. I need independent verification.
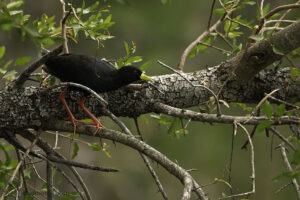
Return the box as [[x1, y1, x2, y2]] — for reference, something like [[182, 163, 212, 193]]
[[223, 20, 300, 82], [0, 67, 299, 130]]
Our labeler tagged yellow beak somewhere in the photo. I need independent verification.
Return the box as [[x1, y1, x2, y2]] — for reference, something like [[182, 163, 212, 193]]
[[140, 73, 153, 82]]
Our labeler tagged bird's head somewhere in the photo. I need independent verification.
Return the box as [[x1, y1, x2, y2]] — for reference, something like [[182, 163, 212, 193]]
[[118, 66, 152, 84]]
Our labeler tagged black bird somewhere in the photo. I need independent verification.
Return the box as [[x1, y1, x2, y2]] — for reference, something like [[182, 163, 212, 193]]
[[44, 54, 152, 136]]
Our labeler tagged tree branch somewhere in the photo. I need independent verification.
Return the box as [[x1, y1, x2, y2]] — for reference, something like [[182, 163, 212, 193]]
[[44, 120, 209, 200], [12, 45, 63, 89], [225, 20, 300, 82]]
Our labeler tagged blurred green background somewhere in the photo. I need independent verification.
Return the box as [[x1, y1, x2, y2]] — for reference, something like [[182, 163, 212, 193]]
[[1, 0, 299, 199]]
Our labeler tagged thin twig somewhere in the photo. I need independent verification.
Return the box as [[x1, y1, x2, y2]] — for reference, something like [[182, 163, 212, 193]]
[[219, 123, 255, 199], [47, 81, 204, 199], [264, 4, 300, 20], [266, 19, 296, 24], [269, 128, 295, 151], [215, 30, 233, 48], [228, 122, 235, 195], [31, 163, 60, 194], [153, 102, 300, 126], [60, 0, 69, 53], [252, 88, 280, 116], [53, 165, 85, 200], [18, 130, 93, 200], [134, 118, 168, 200], [280, 144, 300, 199], [0, 131, 41, 200], [12, 45, 63, 88], [255, 3, 300, 35], [276, 182, 293, 193], [226, 16, 253, 29], [46, 161, 53, 200], [198, 42, 231, 54], [260, 0, 265, 19], [46, 120, 209, 200], [15, 149, 28, 195], [207, 0, 216, 30], [158, 60, 222, 116], [265, 93, 299, 110], [41, 82, 108, 105], [178, 4, 233, 71]]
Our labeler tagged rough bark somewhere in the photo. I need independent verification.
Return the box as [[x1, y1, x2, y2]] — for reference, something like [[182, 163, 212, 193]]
[[226, 20, 300, 82], [0, 66, 299, 130]]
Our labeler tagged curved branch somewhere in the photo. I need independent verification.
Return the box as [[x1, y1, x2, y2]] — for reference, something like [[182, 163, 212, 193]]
[[154, 102, 300, 125], [44, 120, 209, 200]]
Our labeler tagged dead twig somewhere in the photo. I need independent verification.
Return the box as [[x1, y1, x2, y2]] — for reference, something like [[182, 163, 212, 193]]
[[280, 144, 300, 199], [12, 45, 63, 89], [219, 123, 255, 199], [0, 131, 41, 200], [134, 118, 168, 200]]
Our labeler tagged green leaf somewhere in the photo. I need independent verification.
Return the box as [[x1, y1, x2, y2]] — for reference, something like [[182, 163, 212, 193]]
[[23, 168, 32, 179], [231, 103, 253, 112], [80, 118, 93, 123], [272, 45, 285, 55], [262, 100, 273, 118], [232, 38, 243, 54], [257, 121, 273, 132], [25, 194, 34, 200], [3, 60, 13, 70], [224, 20, 239, 32], [292, 148, 300, 165], [168, 117, 181, 138], [0, 46, 5, 59], [249, 35, 264, 41], [151, 114, 172, 125], [219, 100, 230, 108], [7, 1, 24, 9], [72, 142, 79, 159], [273, 170, 299, 181], [140, 115, 149, 124], [214, 178, 232, 188], [125, 56, 142, 65], [262, 3, 270, 17], [269, 13, 281, 20], [14, 56, 31, 66], [228, 31, 243, 39], [139, 61, 152, 72], [59, 192, 79, 200], [0, 143, 11, 166], [243, 0, 256, 5], [274, 104, 285, 118], [3, 70, 17, 81], [104, 14, 112, 24], [4, 145, 14, 151], [291, 68, 300, 81], [214, 8, 226, 16], [124, 41, 129, 57], [89, 142, 102, 151]]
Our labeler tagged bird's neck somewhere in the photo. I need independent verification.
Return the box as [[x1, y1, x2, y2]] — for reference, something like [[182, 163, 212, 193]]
[[112, 72, 130, 88]]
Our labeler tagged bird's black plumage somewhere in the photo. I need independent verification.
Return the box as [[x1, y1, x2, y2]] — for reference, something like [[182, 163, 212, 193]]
[[44, 53, 152, 138], [44, 54, 150, 92]]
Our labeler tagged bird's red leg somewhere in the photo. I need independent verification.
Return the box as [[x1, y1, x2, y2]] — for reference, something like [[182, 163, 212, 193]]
[[59, 90, 80, 136], [79, 96, 105, 136]]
